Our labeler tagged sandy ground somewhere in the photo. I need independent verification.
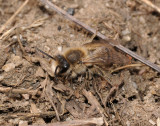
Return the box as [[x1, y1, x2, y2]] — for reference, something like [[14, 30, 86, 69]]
[[0, 0, 160, 126]]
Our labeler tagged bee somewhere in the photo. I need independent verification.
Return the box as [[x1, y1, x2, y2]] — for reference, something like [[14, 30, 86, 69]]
[[37, 40, 131, 80]]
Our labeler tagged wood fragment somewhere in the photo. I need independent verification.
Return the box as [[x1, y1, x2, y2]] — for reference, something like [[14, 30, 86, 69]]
[[1, 111, 56, 120], [0, 0, 29, 34], [29, 117, 104, 126], [105, 80, 123, 104], [0, 87, 37, 95], [82, 89, 108, 126], [38, 0, 160, 73], [110, 102, 125, 126], [45, 77, 60, 121], [65, 100, 83, 118], [30, 102, 45, 124]]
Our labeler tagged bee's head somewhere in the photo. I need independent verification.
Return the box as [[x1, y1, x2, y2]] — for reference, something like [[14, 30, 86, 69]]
[[53, 55, 70, 76], [36, 48, 70, 77]]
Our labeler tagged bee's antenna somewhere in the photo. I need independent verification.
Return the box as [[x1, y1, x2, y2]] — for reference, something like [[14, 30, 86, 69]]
[[36, 47, 56, 60]]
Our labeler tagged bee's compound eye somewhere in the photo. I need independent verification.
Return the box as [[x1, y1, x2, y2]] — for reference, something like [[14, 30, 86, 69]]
[[56, 55, 70, 73], [64, 62, 69, 69], [55, 64, 69, 76], [60, 62, 70, 73]]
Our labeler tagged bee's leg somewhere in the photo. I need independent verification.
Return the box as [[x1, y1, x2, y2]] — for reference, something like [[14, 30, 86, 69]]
[[70, 71, 77, 79], [64, 71, 72, 81], [85, 70, 89, 79], [78, 75, 83, 82], [100, 73, 112, 86], [86, 69, 92, 80], [89, 66, 112, 85]]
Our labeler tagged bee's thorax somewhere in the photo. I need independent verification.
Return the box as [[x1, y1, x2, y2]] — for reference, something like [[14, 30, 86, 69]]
[[64, 48, 87, 64]]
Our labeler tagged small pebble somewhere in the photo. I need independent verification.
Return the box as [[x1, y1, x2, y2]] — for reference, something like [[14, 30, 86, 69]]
[[67, 8, 75, 15], [12, 35, 23, 42], [57, 46, 63, 52], [57, 26, 61, 31], [122, 35, 131, 42], [70, 34, 74, 38], [22, 94, 30, 100], [122, 28, 131, 36], [139, 16, 146, 24], [111, 114, 115, 119], [105, 3, 110, 7], [149, 119, 156, 125], [126, 121, 130, 126], [0, 75, 4, 81], [44, 45, 50, 52], [101, 30, 105, 34], [66, 117, 72, 121], [11, 55, 22, 66], [2, 63, 15, 72], [9, 118, 19, 125], [19, 120, 28, 126]]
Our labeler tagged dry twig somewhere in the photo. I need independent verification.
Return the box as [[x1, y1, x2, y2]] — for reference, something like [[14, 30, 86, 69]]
[[2, 111, 56, 120], [29, 117, 104, 126], [38, 0, 160, 73], [0, 87, 37, 95]]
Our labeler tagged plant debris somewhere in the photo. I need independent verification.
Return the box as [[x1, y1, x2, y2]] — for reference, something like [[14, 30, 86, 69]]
[[0, 0, 160, 126]]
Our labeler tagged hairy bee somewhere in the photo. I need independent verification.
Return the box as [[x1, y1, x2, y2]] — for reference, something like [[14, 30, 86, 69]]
[[37, 40, 131, 79]]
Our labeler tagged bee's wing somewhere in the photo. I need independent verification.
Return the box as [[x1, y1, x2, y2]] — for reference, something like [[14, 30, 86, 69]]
[[83, 39, 119, 50], [82, 40, 131, 67]]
